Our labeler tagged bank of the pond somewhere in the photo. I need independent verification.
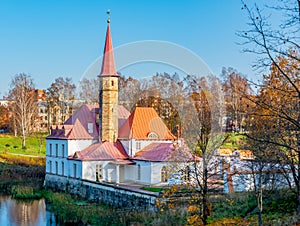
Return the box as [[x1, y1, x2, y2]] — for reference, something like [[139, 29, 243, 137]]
[[44, 190, 187, 225], [0, 162, 188, 225], [0, 162, 45, 196], [1, 162, 300, 225]]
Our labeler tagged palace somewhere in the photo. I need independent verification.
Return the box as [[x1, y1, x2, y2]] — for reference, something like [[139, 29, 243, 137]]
[[45, 18, 195, 187]]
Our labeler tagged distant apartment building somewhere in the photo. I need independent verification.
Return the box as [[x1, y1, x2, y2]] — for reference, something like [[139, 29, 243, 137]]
[[34, 89, 74, 132], [0, 96, 10, 107], [0, 96, 13, 132]]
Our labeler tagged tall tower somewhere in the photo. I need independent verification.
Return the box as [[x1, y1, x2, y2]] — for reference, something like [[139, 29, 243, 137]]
[[98, 13, 119, 142]]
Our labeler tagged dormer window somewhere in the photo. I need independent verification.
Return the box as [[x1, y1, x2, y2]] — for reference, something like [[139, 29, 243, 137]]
[[148, 132, 159, 139], [88, 123, 93, 133]]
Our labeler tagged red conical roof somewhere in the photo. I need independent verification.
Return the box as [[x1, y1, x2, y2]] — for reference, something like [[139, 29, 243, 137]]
[[100, 24, 118, 76]]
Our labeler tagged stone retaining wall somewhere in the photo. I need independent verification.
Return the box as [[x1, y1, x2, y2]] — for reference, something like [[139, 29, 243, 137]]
[[45, 174, 159, 210]]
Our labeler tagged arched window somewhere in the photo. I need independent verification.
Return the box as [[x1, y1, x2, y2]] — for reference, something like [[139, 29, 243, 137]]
[[161, 166, 168, 182], [96, 164, 103, 181], [137, 164, 141, 180], [61, 162, 64, 176], [111, 80, 114, 86]]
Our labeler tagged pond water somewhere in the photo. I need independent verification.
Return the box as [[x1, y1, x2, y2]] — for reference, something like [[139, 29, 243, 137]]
[[0, 195, 58, 226]]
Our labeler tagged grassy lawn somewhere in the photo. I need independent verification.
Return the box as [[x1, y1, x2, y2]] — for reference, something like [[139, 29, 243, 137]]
[[0, 134, 47, 156], [141, 187, 165, 192], [221, 133, 247, 149]]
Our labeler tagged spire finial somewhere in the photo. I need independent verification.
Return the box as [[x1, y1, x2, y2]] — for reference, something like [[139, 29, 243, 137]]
[[107, 10, 110, 24]]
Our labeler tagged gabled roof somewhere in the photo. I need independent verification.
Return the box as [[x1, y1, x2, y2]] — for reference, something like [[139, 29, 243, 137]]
[[133, 142, 197, 162], [69, 141, 128, 161], [47, 104, 130, 140], [118, 105, 130, 128], [118, 107, 176, 140], [47, 104, 98, 140], [99, 24, 118, 76]]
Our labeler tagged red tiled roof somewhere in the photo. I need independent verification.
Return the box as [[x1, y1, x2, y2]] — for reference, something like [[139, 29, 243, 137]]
[[118, 107, 176, 140], [47, 104, 130, 140], [133, 142, 197, 162], [69, 141, 129, 161], [99, 24, 118, 76], [118, 105, 130, 128], [47, 104, 99, 140]]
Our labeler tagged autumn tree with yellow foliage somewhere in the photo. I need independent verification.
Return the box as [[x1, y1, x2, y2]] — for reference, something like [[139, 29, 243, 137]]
[[240, 0, 300, 215]]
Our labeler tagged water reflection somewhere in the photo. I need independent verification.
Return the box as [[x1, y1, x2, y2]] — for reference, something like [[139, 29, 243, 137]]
[[0, 195, 58, 226]]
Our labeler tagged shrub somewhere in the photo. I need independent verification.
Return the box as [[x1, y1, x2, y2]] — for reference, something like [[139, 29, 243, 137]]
[[11, 185, 42, 199], [0, 153, 46, 166]]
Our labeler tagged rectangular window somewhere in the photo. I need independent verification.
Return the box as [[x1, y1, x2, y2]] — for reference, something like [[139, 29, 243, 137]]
[[49, 160, 52, 173], [73, 164, 77, 178], [49, 144, 52, 156], [62, 144, 65, 158], [55, 144, 58, 157], [96, 164, 103, 181], [136, 142, 141, 151], [55, 161, 58, 174], [61, 162, 64, 176]]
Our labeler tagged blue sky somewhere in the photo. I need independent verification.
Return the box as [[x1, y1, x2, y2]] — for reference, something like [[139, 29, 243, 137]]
[[0, 0, 273, 96]]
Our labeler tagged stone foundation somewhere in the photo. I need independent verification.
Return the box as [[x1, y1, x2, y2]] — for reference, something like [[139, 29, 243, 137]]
[[45, 174, 158, 210]]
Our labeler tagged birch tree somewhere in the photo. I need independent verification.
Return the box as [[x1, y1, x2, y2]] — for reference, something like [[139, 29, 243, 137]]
[[78, 78, 99, 104], [9, 73, 38, 148]]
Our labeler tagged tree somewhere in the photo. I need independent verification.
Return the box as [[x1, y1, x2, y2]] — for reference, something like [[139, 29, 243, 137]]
[[8, 73, 38, 148], [240, 0, 300, 213], [246, 51, 300, 213], [78, 78, 99, 104], [119, 73, 226, 224], [181, 75, 226, 225], [119, 75, 142, 111], [46, 77, 76, 125], [222, 67, 252, 132], [134, 73, 184, 137], [244, 115, 282, 226]]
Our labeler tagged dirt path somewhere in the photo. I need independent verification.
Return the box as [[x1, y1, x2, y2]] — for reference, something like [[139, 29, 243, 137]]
[[3, 153, 45, 158]]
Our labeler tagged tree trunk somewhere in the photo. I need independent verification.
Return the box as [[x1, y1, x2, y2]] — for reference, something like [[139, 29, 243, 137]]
[[297, 150, 300, 214], [258, 173, 263, 226], [202, 156, 208, 225], [297, 97, 300, 214], [22, 135, 26, 149]]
